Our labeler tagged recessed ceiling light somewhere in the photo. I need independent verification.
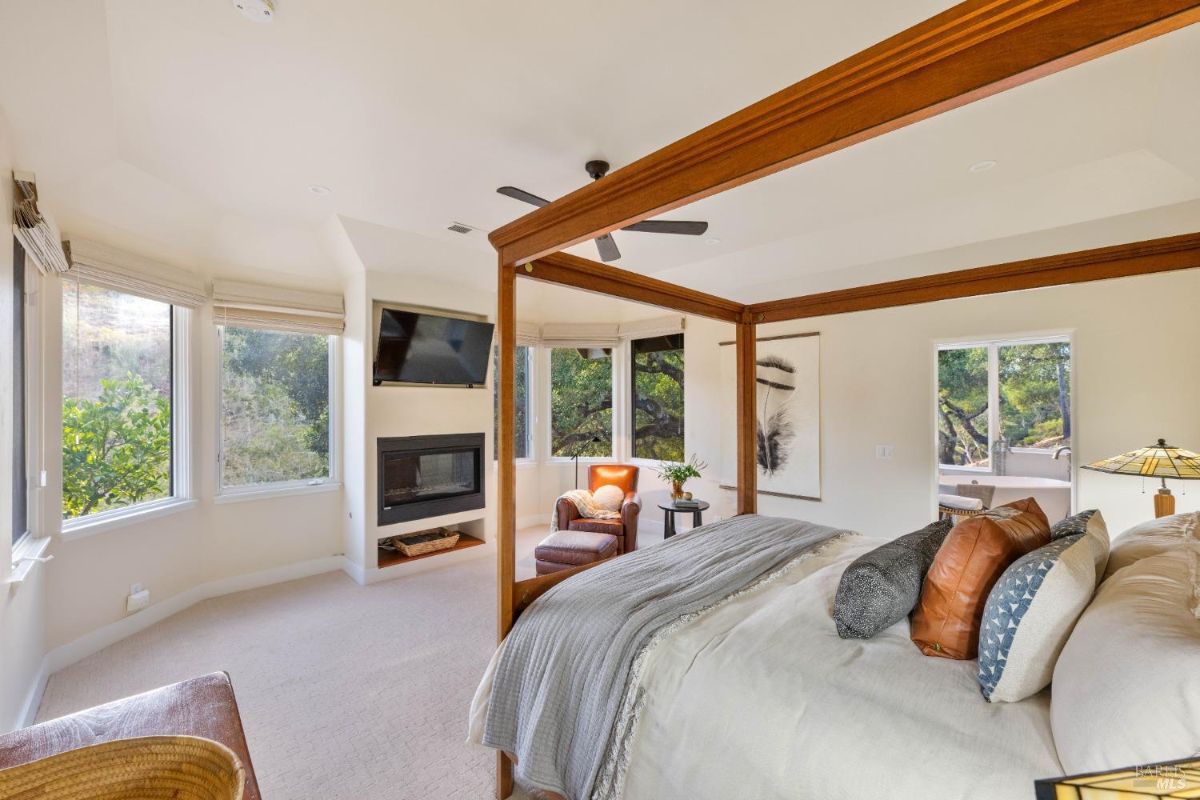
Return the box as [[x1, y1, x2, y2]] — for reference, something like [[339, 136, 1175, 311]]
[[969, 160, 998, 173], [233, 0, 274, 22], [307, 184, 332, 196]]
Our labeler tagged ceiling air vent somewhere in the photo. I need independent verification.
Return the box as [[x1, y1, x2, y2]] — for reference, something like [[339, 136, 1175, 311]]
[[446, 223, 473, 235]]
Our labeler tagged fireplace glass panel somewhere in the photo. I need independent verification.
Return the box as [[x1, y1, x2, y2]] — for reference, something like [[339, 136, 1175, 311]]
[[382, 449, 478, 508]]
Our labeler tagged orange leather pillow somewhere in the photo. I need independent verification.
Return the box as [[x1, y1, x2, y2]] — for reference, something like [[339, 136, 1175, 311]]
[[911, 498, 1050, 659]]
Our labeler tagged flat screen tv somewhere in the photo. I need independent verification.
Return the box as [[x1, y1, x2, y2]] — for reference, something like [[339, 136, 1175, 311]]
[[373, 307, 495, 387]]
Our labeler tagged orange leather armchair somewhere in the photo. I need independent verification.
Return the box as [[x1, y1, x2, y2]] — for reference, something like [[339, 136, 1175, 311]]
[[555, 464, 641, 554]]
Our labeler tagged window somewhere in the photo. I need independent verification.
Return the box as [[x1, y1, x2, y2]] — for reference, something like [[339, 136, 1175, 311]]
[[631, 334, 684, 461], [493, 345, 532, 460], [62, 281, 174, 520], [938, 339, 1071, 468], [11, 241, 27, 544], [549, 346, 612, 457], [219, 326, 333, 489]]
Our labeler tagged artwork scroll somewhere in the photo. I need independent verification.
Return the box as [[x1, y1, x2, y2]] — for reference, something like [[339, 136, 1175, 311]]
[[719, 332, 820, 500]]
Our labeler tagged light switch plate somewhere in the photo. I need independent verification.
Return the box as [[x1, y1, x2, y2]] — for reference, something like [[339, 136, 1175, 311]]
[[875, 444, 895, 460]]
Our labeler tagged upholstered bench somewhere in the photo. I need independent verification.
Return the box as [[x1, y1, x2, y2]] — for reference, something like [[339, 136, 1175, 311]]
[[534, 530, 618, 576]]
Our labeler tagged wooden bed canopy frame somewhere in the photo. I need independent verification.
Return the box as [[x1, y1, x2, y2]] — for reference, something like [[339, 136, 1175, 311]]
[[487, 1, 1200, 794]]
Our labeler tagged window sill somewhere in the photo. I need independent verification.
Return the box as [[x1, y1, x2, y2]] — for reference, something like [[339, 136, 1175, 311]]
[[60, 498, 200, 542], [214, 481, 342, 505], [546, 457, 617, 465], [6, 535, 52, 585]]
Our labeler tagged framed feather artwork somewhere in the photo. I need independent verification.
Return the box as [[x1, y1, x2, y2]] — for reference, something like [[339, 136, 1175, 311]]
[[719, 332, 820, 501]]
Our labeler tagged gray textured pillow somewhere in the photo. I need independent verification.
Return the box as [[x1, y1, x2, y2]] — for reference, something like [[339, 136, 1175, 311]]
[[834, 518, 953, 639]]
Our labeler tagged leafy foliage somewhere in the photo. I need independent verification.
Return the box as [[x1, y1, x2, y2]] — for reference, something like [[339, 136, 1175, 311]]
[[938, 342, 1071, 466], [62, 375, 171, 518], [221, 328, 330, 487], [550, 348, 613, 457], [632, 340, 685, 461], [999, 342, 1071, 448], [654, 454, 706, 486], [937, 347, 990, 466]]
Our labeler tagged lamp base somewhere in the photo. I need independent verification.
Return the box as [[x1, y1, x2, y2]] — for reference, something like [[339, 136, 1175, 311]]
[[1154, 487, 1175, 518]]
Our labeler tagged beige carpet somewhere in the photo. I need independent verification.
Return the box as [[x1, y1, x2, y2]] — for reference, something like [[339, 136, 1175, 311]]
[[36, 527, 558, 800]]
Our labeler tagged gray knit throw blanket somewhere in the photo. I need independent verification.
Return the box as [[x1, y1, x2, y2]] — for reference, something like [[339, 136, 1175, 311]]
[[481, 514, 845, 799]]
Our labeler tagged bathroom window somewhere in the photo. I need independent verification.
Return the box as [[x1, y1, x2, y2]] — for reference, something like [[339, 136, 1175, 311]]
[[938, 338, 1071, 469]]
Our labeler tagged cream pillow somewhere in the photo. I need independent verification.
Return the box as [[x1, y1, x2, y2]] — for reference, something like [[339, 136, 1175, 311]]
[[1051, 546, 1200, 773], [1105, 511, 1199, 578], [592, 484, 625, 512]]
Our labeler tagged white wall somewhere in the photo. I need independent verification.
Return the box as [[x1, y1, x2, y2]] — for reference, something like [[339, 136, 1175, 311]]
[[342, 271, 501, 577], [0, 112, 49, 732], [685, 269, 1200, 539]]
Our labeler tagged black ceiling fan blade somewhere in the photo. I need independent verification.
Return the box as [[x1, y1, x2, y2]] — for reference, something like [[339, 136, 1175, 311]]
[[623, 219, 709, 235], [595, 233, 621, 262], [497, 186, 551, 207]]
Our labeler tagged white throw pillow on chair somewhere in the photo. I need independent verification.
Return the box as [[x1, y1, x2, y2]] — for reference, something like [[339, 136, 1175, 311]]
[[592, 484, 624, 512]]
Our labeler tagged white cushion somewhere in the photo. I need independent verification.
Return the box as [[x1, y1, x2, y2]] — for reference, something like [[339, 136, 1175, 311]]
[[592, 484, 625, 512], [1051, 546, 1200, 773], [977, 530, 1102, 703], [1105, 511, 1198, 578], [938, 493, 984, 511]]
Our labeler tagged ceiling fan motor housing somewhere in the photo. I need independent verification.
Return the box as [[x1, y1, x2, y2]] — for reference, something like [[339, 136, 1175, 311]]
[[585, 160, 610, 180]]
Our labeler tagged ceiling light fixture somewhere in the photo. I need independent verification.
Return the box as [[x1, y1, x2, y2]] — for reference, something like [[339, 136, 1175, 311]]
[[307, 184, 332, 196], [968, 159, 998, 173], [232, 0, 274, 23]]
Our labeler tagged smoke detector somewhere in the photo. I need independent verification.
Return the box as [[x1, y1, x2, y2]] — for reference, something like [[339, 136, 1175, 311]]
[[233, 0, 274, 22]]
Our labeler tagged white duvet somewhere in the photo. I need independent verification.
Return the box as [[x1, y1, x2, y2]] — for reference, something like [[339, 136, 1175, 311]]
[[472, 535, 1063, 800]]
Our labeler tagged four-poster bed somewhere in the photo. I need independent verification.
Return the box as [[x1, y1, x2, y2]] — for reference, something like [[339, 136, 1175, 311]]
[[486, 1, 1200, 796]]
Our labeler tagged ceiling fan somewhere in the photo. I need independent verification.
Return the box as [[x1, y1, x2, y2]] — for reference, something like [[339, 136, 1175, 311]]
[[497, 160, 709, 262]]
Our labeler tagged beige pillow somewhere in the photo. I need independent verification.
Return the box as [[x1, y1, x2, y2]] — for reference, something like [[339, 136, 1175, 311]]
[[592, 484, 625, 512], [1051, 546, 1200, 774], [1105, 511, 1199, 578]]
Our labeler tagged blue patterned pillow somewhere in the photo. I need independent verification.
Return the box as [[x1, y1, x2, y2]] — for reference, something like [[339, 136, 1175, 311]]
[[978, 532, 1103, 702]]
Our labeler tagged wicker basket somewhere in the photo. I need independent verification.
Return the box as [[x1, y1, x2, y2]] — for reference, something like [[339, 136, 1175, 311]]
[[393, 528, 459, 557], [0, 735, 245, 800]]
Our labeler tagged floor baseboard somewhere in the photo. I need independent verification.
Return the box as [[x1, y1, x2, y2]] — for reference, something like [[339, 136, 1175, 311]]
[[31, 555, 348, 720]]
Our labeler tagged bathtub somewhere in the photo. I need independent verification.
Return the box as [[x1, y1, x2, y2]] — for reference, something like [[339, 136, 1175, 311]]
[[939, 474, 1072, 523]]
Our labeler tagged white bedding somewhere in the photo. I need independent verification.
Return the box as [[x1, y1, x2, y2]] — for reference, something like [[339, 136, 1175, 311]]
[[472, 534, 1064, 800]]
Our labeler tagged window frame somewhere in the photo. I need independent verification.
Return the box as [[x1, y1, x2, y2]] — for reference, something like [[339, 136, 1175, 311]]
[[545, 344, 617, 463], [493, 343, 535, 465], [214, 324, 340, 500], [11, 240, 28, 548], [60, 286, 192, 539], [935, 333, 1074, 472]]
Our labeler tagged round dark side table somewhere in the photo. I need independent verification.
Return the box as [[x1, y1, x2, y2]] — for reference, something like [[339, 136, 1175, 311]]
[[658, 500, 711, 538]]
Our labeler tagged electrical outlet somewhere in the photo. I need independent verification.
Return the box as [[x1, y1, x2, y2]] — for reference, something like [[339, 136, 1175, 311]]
[[130, 583, 144, 596], [126, 592, 151, 618], [875, 444, 895, 460]]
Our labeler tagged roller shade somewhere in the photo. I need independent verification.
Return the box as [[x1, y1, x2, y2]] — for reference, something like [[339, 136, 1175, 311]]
[[515, 322, 540, 346], [212, 279, 344, 335], [12, 172, 71, 274], [69, 240, 207, 308]]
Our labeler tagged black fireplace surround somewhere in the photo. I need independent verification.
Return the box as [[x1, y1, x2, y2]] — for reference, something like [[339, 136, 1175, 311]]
[[377, 433, 485, 525]]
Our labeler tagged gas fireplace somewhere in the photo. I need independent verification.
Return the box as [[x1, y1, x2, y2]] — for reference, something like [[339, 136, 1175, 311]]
[[377, 433, 485, 525]]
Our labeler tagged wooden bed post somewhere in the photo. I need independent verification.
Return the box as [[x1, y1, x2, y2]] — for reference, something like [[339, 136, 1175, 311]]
[[496, 256, 516, 799], [735, 314, 757, 515]]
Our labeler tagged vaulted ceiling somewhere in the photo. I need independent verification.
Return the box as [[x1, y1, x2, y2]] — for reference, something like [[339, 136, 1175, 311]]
[[1, 1, 1197, 299]]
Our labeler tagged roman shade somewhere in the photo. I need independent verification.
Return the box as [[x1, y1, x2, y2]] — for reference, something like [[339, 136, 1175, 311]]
[[211, 279, 345, 335], [68, 240, 208, 308], [11, 172, 71, 274], [618, 315, 685, 339], [538, 322, 619, 349]]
